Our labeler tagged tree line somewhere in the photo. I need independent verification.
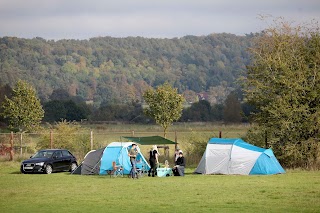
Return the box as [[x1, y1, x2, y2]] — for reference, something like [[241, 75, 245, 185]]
[[0, 33, 252, 107], [0, 82, 247, 128]]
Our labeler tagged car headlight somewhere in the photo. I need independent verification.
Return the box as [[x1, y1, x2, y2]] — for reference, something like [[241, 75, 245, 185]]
[[35, 162, 44, 166]]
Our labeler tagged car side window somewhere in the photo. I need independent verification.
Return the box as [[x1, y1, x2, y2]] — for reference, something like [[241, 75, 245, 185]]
[[62, 150, 70, 157], [53, 151, 62, 158]]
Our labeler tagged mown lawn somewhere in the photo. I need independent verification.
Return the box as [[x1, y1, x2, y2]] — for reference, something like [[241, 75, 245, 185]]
[[0, 162, 319, 213]]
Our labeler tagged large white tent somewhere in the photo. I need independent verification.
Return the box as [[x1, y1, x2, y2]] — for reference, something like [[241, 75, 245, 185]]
[[194, 138, 285, 175]]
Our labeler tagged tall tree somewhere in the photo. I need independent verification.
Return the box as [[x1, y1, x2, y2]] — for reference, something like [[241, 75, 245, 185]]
[[180, 100, 212, 122], [0, 84, 12, 124], [143, 82, 185, 137], [223, 91, 242, 123], [1, 80, 44, 132], [243, 18, 320, 168]]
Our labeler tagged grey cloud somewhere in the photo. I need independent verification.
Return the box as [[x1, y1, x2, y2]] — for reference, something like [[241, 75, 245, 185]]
[[0, 0, 319, 40]]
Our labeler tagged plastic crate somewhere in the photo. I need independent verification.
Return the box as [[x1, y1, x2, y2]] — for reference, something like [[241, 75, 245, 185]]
[[156, 168, 172, 177]]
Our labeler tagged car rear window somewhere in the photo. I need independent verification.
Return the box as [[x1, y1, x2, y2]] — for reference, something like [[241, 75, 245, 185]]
[[62, 150, 71, 156]]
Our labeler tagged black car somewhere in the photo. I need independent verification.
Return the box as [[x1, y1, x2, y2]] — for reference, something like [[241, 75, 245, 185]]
[[20, 149, 78, 174]]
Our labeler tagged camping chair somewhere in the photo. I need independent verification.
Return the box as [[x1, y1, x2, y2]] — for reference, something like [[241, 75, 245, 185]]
[[136, 162, 149, 178], [111, 161, 123, 177]]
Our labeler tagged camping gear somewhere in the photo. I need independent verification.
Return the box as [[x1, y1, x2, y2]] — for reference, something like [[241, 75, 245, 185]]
[[194, 138, 285, 175], [72, 142, 150, 175], [157, 168, 172, 177], [71, 148, 104, 175]]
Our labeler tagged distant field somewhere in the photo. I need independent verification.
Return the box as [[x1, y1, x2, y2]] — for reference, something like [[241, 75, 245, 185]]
[[82, 122, 250, 146], [0, 123, 250, 162], [0, 162, 319, 213]]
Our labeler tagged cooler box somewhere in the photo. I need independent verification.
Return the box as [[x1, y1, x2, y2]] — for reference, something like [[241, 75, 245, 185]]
[[157, 168, 172, 177]]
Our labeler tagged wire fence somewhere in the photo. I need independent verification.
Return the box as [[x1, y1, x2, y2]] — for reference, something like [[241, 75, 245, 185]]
[[0, 127, 247, 163]]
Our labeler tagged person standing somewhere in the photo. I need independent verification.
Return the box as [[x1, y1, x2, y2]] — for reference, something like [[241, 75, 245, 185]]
[[128, 143, 138, 179], [148, 145, 159, 177]]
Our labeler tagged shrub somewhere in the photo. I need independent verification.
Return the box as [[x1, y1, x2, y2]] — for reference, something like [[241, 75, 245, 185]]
[[37, 120, 91, 160], [183, 131, 211, 166]]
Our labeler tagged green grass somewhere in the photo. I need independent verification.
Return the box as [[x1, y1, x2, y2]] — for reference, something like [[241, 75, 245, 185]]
[[0, 162, 319, 213]]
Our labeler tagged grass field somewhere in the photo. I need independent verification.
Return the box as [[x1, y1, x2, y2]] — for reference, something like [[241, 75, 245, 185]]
[[0, 162, 319, 213]]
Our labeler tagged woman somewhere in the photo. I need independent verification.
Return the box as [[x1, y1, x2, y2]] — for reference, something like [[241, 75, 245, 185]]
[[148, 145, 159, 177], [172, 151, 185, 176]]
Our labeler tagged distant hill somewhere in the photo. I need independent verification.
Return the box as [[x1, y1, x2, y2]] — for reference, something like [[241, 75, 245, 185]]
[[0, 34, 253, 106]]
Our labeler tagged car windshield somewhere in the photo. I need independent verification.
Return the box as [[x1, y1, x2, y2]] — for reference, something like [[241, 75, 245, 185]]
[[32, 150, 54, 158]]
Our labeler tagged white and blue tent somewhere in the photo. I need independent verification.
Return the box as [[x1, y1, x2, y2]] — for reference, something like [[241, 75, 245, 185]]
[[194, 138, 285, 175], [99, 142, 150, 175], [72, 142, 150, 175]]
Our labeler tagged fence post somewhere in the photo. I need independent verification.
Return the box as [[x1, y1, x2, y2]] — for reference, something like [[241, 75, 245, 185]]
[[219, 131, 222, 138], [50, 130, 53, 149], [132, 130, 135, 136], [90, 130, 93, 150], [20, 133, 23, 156], [10, 131, 14, 161]]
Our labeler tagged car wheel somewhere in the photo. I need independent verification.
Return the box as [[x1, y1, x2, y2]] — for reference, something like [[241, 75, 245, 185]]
[[20, 166, 26, 174], [45, 164, 53, 174], [70, 162, 77, 172]]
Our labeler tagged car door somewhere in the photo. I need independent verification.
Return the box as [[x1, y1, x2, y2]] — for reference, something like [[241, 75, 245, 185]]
[[52, 151, 63, 171], [61, 150, 72, 170]]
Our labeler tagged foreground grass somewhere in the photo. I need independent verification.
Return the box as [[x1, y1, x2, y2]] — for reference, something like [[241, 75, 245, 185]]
[[0, 162, 319, 213]]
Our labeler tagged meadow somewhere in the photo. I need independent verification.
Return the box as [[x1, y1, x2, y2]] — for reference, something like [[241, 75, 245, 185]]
[[0, 123, 250, 163], [1, 123, 319, 212], [0, 162, 319, 213]]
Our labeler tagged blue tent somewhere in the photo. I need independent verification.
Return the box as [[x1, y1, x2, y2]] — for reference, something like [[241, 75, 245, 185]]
[[72, 142, 150, 175], [194, 138, 285, 175], [99, 142, 150, 175]]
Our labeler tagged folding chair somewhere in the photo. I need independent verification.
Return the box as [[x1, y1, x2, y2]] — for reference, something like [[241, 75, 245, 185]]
[[111, 161, 123, 177], [136, 163, 148, 178]]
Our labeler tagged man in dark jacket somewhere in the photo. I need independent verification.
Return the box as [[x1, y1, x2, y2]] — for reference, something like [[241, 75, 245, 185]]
[[172, 151, 185, 176]]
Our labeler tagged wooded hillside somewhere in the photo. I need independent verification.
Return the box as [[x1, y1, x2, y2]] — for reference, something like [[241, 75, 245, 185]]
[[0, 34, 252, 106]]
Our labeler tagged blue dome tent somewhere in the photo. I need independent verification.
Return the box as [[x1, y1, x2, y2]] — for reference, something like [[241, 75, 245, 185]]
[[100, 142, 150, 175], [72, 142, 150, 175]]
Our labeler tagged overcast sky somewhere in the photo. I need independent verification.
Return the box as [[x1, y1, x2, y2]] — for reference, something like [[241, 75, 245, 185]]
[[0, 0, 319, 40]]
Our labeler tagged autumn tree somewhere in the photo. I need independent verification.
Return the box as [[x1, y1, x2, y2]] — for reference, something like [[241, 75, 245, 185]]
[[1, 80, 44, 132], [243, 18, 320, 168], [143, 82, 185, 137]]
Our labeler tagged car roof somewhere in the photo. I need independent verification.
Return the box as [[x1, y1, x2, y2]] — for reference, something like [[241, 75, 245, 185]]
[[39, 149, 69, 152]]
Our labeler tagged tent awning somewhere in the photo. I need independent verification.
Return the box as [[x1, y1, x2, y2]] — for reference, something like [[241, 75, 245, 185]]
[[123, 136, 177, 145]]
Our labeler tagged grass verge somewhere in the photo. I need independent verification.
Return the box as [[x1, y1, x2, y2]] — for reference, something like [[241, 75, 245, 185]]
[[0, 162, 319, 213]]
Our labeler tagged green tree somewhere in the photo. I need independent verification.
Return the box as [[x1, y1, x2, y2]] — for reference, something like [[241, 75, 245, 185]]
[[1, 80, 44, 132], [243, 18, 320, 168], [143, 82, 185, 137], [223, 91, 242, 123], [180, 100, 212, 122], [43, 100, 89, 122]]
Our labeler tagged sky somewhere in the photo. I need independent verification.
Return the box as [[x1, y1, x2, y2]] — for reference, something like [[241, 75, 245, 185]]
[[0, 0, 319, 40]]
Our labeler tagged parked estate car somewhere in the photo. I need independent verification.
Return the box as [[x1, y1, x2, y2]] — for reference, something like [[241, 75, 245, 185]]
[[20, 149, 78, 174]]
